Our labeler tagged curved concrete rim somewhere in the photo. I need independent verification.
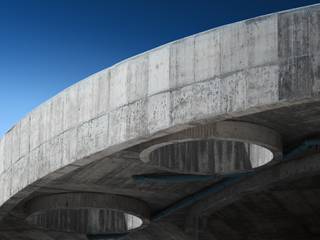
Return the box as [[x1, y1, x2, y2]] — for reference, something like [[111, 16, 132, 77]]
[[139, 121, 282, 170], [27, 209, 143, 234], [25, 192, 151, 232]]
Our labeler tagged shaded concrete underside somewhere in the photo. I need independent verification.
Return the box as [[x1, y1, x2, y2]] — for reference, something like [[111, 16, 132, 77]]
[[2, 153, 320, 240], [2, 102, 320, 239]]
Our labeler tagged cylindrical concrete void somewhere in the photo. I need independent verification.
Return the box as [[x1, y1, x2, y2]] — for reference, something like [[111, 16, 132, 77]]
[[139, 121, 282, 174], [25, 193, 150, 235], [27, 209, 142, 234]]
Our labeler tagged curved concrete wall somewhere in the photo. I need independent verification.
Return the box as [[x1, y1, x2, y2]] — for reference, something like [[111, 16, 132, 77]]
[[1, 4, 320, 217]]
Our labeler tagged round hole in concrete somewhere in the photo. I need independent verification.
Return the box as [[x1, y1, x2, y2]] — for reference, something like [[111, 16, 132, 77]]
[[139, 121, 283, 174], [144, 139, 274, 174], [26, 208, 144, 234], [24, 192, 150, 235]]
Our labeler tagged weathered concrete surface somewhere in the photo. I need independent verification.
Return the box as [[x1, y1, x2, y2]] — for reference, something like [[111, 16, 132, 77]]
[[1, 3, 320, 240]]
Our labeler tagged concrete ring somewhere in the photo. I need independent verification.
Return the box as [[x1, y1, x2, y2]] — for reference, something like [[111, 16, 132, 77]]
[[139, 121, 282, 174], [25, 192, 151, 234]]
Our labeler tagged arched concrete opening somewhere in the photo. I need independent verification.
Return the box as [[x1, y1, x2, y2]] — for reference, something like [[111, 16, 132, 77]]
[[25, 193, 150, 236], [27, 209, 143, 234], [140, 121, 281, 174]]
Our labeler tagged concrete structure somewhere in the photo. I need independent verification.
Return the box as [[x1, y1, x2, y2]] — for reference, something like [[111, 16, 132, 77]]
[[1, 4, 320, 239]]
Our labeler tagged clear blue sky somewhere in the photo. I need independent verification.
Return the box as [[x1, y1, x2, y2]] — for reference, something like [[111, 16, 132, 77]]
[[0, 0, 319, 137]]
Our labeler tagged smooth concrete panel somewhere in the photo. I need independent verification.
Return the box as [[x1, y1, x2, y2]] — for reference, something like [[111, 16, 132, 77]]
[[220, 21, 248, 74], [63, 84, 79, 130], [29, 107, 41, 152], [194, 29, 220, 82], [39, 101, 51, 145], [148, 46, 170, 95], [11, 156, 28, 196], [61, 127, 77, 166], [19, 116, 30, 160], [78, 78, 94, 124], [109, 62, 128, 110], [170, 36, 195, 88], [0, 138, 4, 174], [246, 14, 278, 67], [50, 93, 64, 138], [91, 69, 110, 117], [127, 55, 149, 102]]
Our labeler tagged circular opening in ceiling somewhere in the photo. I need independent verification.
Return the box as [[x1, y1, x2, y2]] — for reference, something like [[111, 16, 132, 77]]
[[26, 208, 143, 234], [24, 192, 150, 235], [141, 139, 274, 174]]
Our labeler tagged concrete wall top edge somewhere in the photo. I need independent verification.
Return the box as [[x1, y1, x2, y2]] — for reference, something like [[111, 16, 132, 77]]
[[3, 3, 320, 136]]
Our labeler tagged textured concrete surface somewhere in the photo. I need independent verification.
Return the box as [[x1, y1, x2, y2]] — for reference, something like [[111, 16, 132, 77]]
[[1, 3, 320, 240]]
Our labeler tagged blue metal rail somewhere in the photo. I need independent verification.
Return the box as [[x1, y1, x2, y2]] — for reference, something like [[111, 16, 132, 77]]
[[283, 138, 320, 161], [151, 173, 253, 221]]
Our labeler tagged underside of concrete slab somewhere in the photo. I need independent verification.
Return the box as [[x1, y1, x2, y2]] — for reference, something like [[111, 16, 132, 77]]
[[2, 3, 320, 240]]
